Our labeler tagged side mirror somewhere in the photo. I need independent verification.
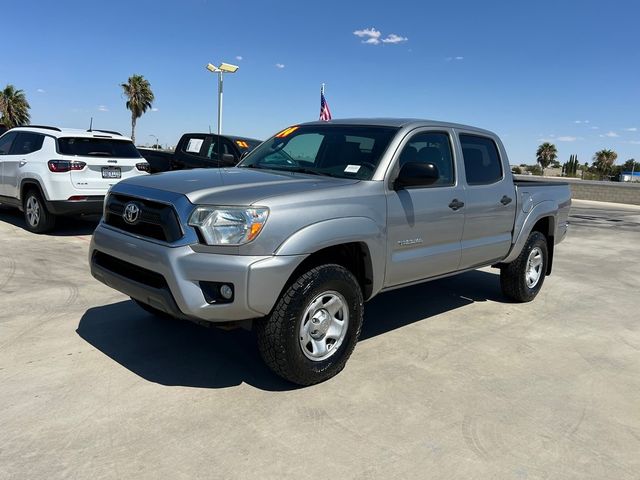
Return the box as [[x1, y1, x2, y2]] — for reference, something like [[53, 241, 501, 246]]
[[394, 162, 439, 190], [221, 153, 237, 165]]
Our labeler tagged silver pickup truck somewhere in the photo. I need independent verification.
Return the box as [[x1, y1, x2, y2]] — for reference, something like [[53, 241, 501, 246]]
[[89, 119, 570, 385]]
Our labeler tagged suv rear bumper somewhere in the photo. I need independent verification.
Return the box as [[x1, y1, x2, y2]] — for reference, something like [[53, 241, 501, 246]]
[[47, 197, 104, 216], [89, 223, 306, 323]]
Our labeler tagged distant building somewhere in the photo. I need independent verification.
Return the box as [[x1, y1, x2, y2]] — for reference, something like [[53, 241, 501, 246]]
[[620, 171, 640, 182]]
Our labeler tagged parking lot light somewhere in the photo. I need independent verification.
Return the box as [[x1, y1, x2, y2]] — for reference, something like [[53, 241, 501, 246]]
[[205, 62, 239, 135]]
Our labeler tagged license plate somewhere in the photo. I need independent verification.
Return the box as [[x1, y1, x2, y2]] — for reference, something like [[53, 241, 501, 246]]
[[102, 167, 121, 179]]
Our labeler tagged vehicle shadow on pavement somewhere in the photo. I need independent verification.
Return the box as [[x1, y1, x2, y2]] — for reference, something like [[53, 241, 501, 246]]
[[0, 206, 99, 236], [77, 270, 504, 391], [361, 269, 504, 340]]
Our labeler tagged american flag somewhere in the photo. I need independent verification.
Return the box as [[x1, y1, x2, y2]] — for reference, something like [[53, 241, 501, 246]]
[[319, 84, 332, 121]]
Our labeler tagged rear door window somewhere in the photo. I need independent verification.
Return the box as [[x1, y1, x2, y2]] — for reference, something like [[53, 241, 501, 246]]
[[58, 137, 141, 158], [0, 132, 18, 155], [10, 133, 45, 155], [182, 135, 207, 155], [459, 134, 503, 185]]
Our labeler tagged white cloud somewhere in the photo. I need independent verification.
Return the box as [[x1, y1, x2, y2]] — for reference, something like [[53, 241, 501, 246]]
[[275, 63, 285, 69], [557, 136, 579, 142], [590, 126, 599, 130], [604, 131, 619, 137], [381, 33, 408, 44], [624, 127, 637, 132], [353, 27, 381, 45], [36, 88, 45, 93], [235, 56, 243, 61], [627, 140, 640, 144], [151, 107, 159, 112], [574, 120, 590, 124], [97, 105, 109, 112], [446, 56, 464, 61]]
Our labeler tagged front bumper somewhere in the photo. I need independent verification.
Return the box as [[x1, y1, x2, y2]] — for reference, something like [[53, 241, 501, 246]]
[[89, 223, 305, 322]]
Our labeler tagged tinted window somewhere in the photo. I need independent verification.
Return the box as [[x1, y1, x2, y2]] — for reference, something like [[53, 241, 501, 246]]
[[0, 131, 18, 155], [398, 132, 455, 186], [459, 134, 503, 185], [58, 137, 141, 158], [10, 133, 44, 155], [239, 125, 398, 180], [207, 138, 233, 159]]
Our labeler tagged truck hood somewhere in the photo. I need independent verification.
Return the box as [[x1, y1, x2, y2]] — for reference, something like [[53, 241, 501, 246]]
[[117, 167, 359, 205]]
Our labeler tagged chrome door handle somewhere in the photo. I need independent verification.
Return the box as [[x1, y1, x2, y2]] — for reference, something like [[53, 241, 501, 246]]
[[500, 195, 512, 205], [448, 199, 465, 211]]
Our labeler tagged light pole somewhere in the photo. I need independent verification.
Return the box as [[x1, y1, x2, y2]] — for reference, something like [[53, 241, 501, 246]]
[[206, 62, 239, 135], [149, 134, 159, 149]]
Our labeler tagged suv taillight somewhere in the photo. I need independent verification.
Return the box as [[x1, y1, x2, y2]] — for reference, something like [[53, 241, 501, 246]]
[[48, 160, 86, 172], [136, 162, 150, 172]]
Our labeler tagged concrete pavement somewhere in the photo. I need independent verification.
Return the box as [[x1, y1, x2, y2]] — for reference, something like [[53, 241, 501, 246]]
[[0, 200, 639, 479]]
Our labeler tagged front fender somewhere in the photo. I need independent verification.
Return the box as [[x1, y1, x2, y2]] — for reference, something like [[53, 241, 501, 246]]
[[275, 216, 386, 297], [502, 201, 557, 264]]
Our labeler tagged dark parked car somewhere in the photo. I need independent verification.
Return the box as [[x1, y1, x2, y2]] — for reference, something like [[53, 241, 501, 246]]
[[139, 133, 261, 173]]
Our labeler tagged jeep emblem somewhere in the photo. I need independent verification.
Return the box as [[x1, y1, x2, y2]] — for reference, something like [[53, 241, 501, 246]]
[[123, 202, 141, 225]]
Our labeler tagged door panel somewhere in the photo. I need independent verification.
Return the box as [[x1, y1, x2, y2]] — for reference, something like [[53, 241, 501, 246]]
[[0, 132, 18, 196], [385, 129, 465, 287], [457, 133, 516, 268], [386, 187, 465, 286]]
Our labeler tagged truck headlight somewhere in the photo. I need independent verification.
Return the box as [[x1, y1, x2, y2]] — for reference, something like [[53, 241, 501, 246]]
[[188, 206, 269, 245]]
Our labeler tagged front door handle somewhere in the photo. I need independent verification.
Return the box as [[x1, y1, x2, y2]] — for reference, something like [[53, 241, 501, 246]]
[[448, 199, 465, 211], [500, 195, 513, 205]]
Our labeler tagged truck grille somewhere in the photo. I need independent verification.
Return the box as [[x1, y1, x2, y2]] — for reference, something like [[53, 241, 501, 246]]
[[104, 194, 183, 243], [92, 251, 168, 289]]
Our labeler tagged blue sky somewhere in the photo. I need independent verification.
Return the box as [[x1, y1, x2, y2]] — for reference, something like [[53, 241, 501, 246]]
[[2, 0, 639, 165]]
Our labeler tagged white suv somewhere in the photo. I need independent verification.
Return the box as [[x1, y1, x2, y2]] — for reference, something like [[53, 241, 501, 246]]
[[0, 126, 149, 232]]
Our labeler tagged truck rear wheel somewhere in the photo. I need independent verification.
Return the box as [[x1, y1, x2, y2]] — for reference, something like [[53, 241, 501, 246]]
[[500, 231, 548, 302], [256, 264, 364, 386]]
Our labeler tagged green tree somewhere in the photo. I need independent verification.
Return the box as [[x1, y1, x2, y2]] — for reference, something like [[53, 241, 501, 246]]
[[593, 149, 618, 180], [536, 142, 557, 175], [0, 84, 31, 128], [121, 74, 154, 143]]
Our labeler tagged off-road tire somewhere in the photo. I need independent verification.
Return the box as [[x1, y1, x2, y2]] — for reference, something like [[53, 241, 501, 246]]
[[256, 264, 364, 386], [23, 189, 56, 233], [500, 231, 548, 302]]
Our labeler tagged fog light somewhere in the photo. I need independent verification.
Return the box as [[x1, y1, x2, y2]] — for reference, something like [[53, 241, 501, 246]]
[[220, 284, 233, 300]]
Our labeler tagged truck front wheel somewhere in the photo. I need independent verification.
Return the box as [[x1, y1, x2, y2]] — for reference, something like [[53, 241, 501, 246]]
[[256, 264, 364, 386], [500, 231, 548, 302]]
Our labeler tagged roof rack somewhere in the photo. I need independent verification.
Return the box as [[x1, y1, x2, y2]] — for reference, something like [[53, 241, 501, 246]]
[[89, 129, 122, 136], [22, 125, 62, 132]]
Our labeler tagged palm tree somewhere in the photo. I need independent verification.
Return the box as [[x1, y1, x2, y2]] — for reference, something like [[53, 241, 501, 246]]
[[593, 149, 618, 180], [536, 142, 557, 176], [121, 75, 154, 143], [0, 84, 31, 128]]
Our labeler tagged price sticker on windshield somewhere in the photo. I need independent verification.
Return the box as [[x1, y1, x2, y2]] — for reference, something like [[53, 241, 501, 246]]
[[275, 126, 299, 138], [344, 165, 361, 173]]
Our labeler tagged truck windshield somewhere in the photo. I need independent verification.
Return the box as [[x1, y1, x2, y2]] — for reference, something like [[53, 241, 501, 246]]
[[237, 125, 398, 180], [58, 137, 142, 158]]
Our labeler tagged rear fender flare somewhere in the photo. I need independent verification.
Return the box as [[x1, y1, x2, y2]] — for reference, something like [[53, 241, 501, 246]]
[[502, 201, 557, 264]]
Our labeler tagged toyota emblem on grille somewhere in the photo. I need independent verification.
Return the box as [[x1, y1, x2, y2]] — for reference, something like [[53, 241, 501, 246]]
[[123, 202, 141, 225]]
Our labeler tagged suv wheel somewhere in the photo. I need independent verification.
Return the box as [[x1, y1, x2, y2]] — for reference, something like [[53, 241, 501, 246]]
[[256, 264, 364, 386], [23, 190, 56, 233], [500, 231, 548, 302]]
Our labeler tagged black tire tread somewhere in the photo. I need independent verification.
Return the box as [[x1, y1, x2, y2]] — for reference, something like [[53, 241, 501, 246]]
[[23, 189, 56, 233], [500, 231, 548, 303], [256, 264, 363, 386]]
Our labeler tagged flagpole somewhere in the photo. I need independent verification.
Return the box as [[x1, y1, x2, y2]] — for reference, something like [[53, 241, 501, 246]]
[[321, 83, 325, 96]]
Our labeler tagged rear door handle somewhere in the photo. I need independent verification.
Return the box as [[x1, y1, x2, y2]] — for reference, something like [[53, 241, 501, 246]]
[[500, 195, 513, 205], [448, 199, 465, 211]]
